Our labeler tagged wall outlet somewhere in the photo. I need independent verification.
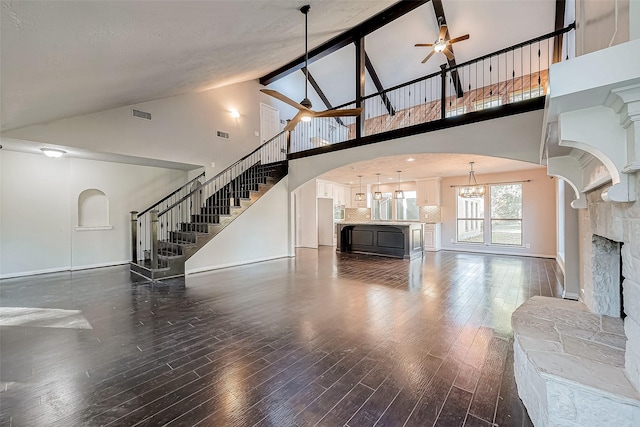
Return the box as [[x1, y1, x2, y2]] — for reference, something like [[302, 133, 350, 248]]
[[450, 238, 454, 243], [365, 215, 370, 219], [254, 131, 260, 137], [211, 162, 215, 168], [425, 213, 429, 218], [526, 243, 531, 248]]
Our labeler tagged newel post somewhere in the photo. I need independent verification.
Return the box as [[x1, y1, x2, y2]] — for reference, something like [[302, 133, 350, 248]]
[[130, 211, 138, 263], [150, 210, 159, 269]]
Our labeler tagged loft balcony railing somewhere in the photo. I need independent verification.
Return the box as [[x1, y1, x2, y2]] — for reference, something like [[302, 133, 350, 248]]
[[289, 24, 575, 155]]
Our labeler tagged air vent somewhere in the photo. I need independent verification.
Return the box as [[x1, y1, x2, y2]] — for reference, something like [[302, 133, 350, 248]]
[[216, 130, 230, 140], [132, 109, 152, 120]]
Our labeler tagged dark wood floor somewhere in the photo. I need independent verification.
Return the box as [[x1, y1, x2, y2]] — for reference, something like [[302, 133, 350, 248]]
[[0, 248, 563, 426]]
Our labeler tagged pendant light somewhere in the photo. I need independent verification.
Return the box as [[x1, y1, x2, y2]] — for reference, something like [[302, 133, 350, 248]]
[[459, 161, 485, 198], [355, 175, 366, 202], [394, 171, 404, 199], [373, 173, 382, 200]]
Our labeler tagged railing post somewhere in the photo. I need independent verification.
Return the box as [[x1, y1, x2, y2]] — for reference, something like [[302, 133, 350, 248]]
[[130, 211, 138, 263], [286, 130, 291, 156], [440, 64, 447, 120], [150, 210, 159, 269]]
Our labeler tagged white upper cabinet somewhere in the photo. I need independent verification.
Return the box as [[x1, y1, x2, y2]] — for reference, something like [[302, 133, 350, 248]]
[[416, 178, 441, 206], [317, 180, 334, 199]]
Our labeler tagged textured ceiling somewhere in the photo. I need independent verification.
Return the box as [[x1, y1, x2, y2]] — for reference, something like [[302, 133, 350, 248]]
[[0, 0, 395, 131], [318, 152, 543, 185], [1, 0, 556, 133]]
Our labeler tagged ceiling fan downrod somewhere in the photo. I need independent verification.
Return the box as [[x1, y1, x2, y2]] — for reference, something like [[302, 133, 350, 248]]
[[300, 5, 312, 109]]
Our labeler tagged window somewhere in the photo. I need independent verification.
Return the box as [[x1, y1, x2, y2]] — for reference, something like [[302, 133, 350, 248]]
[[473, 97, 502, 111], [490, 184, 522, 245], [509, 86, 545, 102], [372, 192, 392, 220], [396, 191, 419, 221], [445, 106, 467, 118], [456, 183, 524, 246], [456, 194, 484, 243]]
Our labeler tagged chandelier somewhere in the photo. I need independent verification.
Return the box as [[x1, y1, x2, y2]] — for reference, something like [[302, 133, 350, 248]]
[[459, 162, 485, 198]]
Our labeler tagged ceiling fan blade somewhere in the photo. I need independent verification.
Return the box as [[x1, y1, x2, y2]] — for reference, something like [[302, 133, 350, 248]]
[[260, 89, 309, 111], [414, 43, 434, 47], [448, 34, 470, 44], [284, 110, 305, 132], [314, 108, 363, 118], [421, 50, 437, 64], [442, 47, 455, 61], [439, 24, 448, 40]]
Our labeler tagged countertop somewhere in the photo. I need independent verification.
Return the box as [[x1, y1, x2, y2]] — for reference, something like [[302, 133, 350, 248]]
[[336, 221, 424, 226]]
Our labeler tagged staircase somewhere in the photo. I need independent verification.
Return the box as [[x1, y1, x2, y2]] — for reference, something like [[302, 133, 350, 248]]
[[130, 132, 288, 281]]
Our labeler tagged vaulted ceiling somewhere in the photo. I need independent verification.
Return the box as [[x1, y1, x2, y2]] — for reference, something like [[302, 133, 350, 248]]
[[1, 0, 557, 133]]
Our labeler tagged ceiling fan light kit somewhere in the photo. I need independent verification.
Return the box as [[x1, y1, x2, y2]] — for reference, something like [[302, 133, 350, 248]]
[[415, 19, 469, 64], [260, 5, 362, 132]]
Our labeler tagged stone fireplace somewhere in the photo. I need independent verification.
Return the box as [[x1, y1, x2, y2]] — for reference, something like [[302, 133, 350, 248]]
[[512, 185, 640, 426], [582, 234, 622, 318]]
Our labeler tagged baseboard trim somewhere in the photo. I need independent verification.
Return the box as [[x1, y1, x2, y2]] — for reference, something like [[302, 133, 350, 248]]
[[440, 246, 555, 259], [185, 254, 293, 275], [562, 290, 579, 300], [0, 266, 71, 279], [1, 261, 130, 279], [71, 261, 129, 271]]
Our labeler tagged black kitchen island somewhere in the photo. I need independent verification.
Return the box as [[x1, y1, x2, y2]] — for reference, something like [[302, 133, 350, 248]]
[[336, 222, 424, 259]]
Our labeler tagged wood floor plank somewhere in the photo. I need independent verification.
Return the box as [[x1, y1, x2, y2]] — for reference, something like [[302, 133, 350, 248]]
[[0, 249, 546, 427]]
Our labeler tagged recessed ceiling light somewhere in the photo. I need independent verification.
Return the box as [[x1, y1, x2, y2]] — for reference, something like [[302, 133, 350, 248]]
[[388, 177, 394, 180], [407, 158, 415, 162], [41, 148, 66, 158]]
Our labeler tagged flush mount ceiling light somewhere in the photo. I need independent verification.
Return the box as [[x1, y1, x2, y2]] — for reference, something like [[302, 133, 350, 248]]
[[394, 171, 404, 199], [355, 175, 366, 202], [459, 161, 485, 198], [229, 109, 240, 119], [41, 148, 66, 158], [373, 173, 382, 200], [407, 158, 415, 162]]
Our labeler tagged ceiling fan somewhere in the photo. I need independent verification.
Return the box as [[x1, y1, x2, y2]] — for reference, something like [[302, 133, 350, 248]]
[[260, 5, 362, 132], [415, 18, 469, 64]]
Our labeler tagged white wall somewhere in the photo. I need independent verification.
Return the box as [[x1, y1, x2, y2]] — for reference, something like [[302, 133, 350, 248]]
[[557, 178, 581, 298], [294, 179, 319, 249], [288, 110, 544, 191], [185, 177, 291, 274], [0, 150, 187, 278], [576, 0, 631, 56], [3, 80, 285, 178], [440, 168, 556, 258]]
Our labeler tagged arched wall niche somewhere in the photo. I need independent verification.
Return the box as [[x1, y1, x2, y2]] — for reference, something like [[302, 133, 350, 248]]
[[77, 189, 110, 229]]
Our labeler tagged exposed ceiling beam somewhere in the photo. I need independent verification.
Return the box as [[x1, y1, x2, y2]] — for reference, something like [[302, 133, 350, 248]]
[[259, 0, 430, 86], [365, 52, 396, 116], [301, 67, 344, 126], [553, 0, 566, 63], [431, 0, 464, 98]]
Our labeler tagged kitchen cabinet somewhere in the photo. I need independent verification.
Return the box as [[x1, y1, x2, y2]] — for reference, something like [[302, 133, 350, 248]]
[[424, 223, 441, 252], [333, 185, 347, 207], [416, 178, 441, 206], [317, 180, 334, 198]]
